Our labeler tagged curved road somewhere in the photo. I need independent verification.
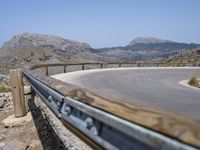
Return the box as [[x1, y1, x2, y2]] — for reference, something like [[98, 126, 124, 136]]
[[52, 67, 200, 118]]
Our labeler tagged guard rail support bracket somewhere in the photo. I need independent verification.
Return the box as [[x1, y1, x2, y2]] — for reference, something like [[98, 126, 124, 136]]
[[45, 66, 48, 76], [64, 65, 67, 73], [100, 64, 103, 69], [82, 64, 85, 70]]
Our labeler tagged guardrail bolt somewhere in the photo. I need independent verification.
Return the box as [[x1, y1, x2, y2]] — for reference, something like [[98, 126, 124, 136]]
[[65, 106, 71, 115], [48, 95, 53, 102], [85, 117, 98, 135], [57, 101, 61, 107], [85, 117, 94, 128], [90, 126, 98, 135]]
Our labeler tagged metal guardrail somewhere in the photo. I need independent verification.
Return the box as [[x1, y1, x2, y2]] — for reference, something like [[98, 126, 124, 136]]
[[22, 61, 200, 150]]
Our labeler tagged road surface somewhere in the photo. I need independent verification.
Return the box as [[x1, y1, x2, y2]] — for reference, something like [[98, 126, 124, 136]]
[[52, 67, 200, 118]]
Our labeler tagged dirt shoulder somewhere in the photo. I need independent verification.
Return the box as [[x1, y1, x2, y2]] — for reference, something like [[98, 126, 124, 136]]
[[0, 92, 62, 150]]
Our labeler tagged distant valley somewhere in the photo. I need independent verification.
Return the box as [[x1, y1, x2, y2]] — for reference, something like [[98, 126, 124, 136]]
[[0, 33, 199, 73]]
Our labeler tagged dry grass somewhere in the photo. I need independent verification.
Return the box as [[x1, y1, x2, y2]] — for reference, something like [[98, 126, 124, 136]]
[[188, 75, 200, 88]]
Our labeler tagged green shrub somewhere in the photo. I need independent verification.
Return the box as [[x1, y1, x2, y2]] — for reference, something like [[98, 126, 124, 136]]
[[0, 84, 11, 92], [188, 75, 200, 87]]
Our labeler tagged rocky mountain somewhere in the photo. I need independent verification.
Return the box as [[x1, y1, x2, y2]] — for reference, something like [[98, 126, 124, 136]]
[[93, 37, 199, 61], [0, 33, 106, 73], [128, 37, 172, 45], [1, 33, 91, 52]]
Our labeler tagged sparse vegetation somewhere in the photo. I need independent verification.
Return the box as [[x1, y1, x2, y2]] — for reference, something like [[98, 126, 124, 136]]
[[188, 75, 200, 88], [164, 48, 200, 66], [0, 79, 10, 92], [0, 84, 11, 92]]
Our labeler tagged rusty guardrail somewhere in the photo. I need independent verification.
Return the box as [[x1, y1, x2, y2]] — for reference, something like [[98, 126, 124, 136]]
[[11, 61, 200, 150]]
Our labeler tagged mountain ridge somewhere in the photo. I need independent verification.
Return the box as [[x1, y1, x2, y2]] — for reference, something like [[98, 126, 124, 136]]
[[1, 34, 198, 50], [128, 37, 173, 45], [0, 33, 199, 74], [93, 37, 199, 61]]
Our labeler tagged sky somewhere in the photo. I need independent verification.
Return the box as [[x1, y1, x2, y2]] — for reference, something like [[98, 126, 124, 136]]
[[0, 0, 200, 48]]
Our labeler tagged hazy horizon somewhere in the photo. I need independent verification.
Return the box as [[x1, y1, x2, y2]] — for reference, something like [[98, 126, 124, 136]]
[[0, 0, 200, 48]]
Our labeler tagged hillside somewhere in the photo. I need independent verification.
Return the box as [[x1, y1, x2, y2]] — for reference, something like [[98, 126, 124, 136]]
[[163, 48, 200, 65], [0, 33, 106, 73], [93, 37, 199, 60]]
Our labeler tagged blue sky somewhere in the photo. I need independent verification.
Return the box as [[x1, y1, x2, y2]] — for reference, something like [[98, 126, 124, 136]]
[[0, 0, 199, 48]]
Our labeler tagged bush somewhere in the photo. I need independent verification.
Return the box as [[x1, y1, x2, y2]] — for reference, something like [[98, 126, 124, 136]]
[[0, 84, 11, 92], [188, 75, 200, 87]]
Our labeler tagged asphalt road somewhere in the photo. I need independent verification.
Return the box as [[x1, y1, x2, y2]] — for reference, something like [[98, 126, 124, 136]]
[[53, 67, 200, 118]]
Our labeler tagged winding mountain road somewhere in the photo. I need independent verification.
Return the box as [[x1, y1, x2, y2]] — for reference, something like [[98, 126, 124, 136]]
[[52, 67, 200, 118]]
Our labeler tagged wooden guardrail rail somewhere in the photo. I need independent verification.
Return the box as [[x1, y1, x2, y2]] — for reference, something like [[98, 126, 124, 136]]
[[28, 61, 190, 76], [10, 61, 200, 149]]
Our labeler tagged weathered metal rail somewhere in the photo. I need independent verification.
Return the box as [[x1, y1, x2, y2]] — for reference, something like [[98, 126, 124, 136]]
[[20, 61, 200, 150]]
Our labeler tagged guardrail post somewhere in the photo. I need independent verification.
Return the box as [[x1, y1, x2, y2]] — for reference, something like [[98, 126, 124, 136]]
[[119, 63, 121, 67], [64, 65, 67, 73], [82, 64, 85, 70], [45, 66, 48, 76], [10, 69, 26, 117], [100, 64, 103, 69], [138, 63, 140, 67]]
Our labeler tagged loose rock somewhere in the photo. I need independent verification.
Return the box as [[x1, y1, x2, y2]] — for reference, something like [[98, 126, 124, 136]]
[[3, 139, 23, 150], [0, 93, 12, 109], [2, 113, 32, 128]]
